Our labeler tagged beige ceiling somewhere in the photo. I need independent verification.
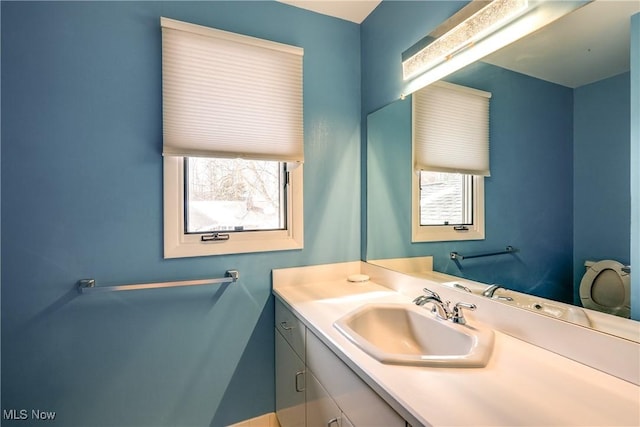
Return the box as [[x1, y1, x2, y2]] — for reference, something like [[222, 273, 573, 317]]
[[278, 0, 381, 23], [483, 0, 640, 88]]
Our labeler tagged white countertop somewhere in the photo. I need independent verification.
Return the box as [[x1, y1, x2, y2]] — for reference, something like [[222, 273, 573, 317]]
[[273, 262, 640, 427]]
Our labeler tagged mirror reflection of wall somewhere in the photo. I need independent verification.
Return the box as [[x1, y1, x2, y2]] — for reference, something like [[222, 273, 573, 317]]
[[362, 1, 639, 332], [449, 60, 630, 306], [368, 62, 578, 303]]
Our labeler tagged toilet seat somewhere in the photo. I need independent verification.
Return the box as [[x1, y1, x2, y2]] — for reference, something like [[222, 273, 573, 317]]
[[579, 260, 630, 318]]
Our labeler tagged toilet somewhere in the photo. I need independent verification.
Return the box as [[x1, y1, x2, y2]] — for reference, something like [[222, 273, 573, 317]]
[[579, 260, 631, 318]]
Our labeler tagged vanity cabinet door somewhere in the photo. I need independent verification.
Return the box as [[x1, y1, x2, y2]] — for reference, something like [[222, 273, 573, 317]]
[[341, 413, 355, 427], [306, 371, 341, 427], [275, 298, 306, 362], [276, 330, 306, 427], [306, 331, 406, 427]]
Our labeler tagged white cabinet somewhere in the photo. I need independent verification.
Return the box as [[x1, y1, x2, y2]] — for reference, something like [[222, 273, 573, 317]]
[[275, 298, 305, 361], [275, 297, 407, 427], [306, 372, 341, 427], [306, 332, 406, 427], [341, 413, 355, 427], [276, 330, 305, 427], [276, 299, 306, 427]]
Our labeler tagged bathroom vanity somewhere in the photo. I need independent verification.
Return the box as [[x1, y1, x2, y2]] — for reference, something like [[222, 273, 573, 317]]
[[275, 298, 406, 427], [273, 261, 640, 427]]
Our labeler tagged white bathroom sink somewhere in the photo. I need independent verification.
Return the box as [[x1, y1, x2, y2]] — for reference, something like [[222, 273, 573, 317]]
[[334, 303, 494, 367]]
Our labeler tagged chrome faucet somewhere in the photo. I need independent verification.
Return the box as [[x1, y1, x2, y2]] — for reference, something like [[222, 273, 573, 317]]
[[413, 288, 477, 324], [482, 284, 502, 297], [482, 284, 513, 301], [414, 294, 451, 320]]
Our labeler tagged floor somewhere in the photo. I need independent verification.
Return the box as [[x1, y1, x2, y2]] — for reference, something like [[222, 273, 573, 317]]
[[227, 412, 281, 427]]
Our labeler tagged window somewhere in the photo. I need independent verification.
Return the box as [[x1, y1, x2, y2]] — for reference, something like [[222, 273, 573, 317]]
[[161, 18, 304, 258], [419, 171, 472, 226], [412, 81, 490, 242], [185, 158, 286, 233], [413, 171, 484, 241]]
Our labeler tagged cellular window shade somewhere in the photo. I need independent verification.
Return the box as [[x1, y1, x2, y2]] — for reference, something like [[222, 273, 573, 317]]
[[413, 81, 491, 176], [161, 17, 304, 162]]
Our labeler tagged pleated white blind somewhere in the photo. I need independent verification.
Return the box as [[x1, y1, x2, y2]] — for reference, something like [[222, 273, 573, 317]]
[[161, 17, 304, 162], [413, 81, 491, 176]]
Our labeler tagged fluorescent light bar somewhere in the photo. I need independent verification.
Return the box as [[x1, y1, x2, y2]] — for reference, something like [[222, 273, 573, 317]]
[[402, 0, 528, 81], [401, 0, 589, 97]]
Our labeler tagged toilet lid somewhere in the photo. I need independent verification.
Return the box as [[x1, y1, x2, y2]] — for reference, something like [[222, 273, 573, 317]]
[[579, 260, 630, 317]]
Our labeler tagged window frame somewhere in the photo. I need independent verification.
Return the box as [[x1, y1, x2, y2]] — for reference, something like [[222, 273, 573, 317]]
[[163, 156, 303, 258], [411, 171, 484, 242]]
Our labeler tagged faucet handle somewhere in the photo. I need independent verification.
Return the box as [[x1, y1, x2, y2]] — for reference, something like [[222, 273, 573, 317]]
[[453, 283, 472, 293], [455, 302, 476, 309], [412, 295, 428, 305], [451, 302, 476, 324], [422, 287, 441, 300]]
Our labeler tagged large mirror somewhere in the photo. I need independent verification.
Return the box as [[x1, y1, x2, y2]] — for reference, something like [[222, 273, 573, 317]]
[[366, 0, 639, 341]]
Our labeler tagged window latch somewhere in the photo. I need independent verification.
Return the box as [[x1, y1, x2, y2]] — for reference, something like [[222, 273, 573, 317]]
[[201, 233, 230, 242], [453, 225, 469, 231]]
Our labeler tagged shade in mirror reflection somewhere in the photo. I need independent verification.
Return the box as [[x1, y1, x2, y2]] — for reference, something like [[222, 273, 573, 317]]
[[366, 0, 640, 341]]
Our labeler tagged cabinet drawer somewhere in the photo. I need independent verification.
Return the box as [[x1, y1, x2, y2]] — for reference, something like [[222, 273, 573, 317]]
[[275, 298, 306, 362], [306, 331, 406, 427]]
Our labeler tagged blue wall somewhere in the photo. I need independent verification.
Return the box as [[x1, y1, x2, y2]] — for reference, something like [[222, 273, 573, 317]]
[[360, 1, 467, 114], [1, 2, 361, 426], [573, 72, 631, 304], [366, 97, 412, 255], [631, 13, 639, 320], [359, 0, 467, 258]]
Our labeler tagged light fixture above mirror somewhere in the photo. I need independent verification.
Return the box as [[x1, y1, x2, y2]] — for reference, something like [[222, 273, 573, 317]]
[[402, 0, 529, 80], [401, 0, 590, 97]]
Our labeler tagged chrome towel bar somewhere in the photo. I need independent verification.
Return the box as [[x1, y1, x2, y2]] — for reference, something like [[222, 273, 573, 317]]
[[77, 270, 239, 294], [450, 246, 517, 261]]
